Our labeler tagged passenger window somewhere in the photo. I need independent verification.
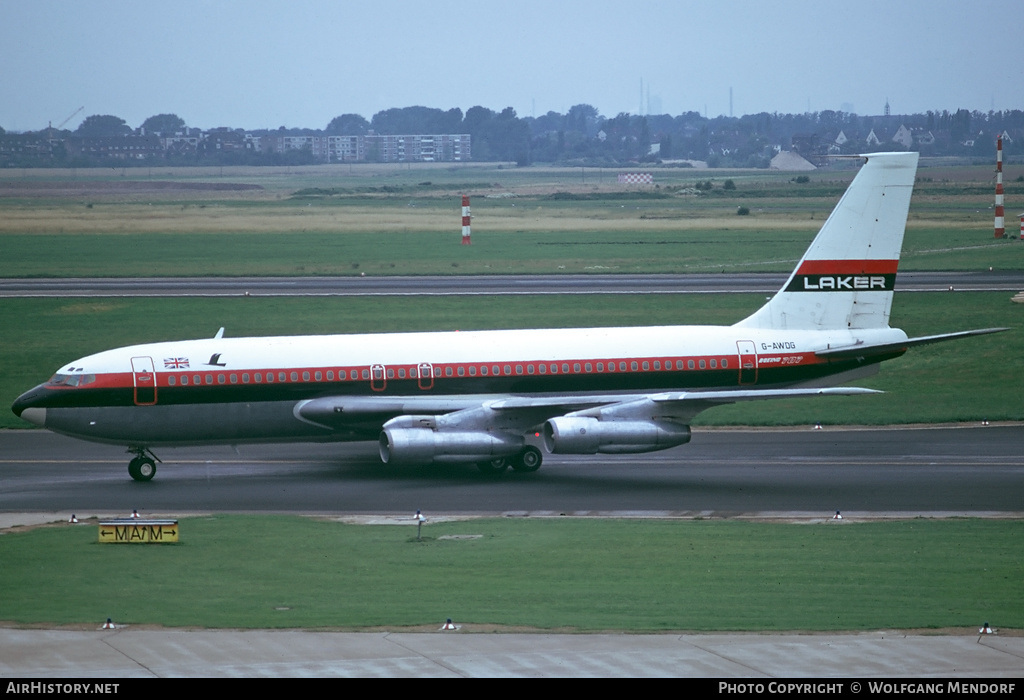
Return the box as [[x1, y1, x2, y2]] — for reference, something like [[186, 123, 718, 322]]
[[168, 375, 176, 386], [230, 374, 238, 384], [699, 360, 706, 369], [642, 361, 649, 371], [687, 360, 695, 370], [721, 359, 728, 369], [279, 372, 287, 382], [710, 359, 717, 369]]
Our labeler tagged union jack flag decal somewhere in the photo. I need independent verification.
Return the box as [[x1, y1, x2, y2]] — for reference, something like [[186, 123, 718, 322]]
[[164, 357, 190, 369]]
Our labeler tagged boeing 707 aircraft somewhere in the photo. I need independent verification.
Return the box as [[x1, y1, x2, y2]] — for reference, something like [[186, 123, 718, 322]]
[[11, 152, 1003, 480]]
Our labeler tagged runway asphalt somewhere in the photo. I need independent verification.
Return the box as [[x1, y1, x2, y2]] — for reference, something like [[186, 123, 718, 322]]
[[1, 270, 1022, 297], [2, 425, 1022, 515]]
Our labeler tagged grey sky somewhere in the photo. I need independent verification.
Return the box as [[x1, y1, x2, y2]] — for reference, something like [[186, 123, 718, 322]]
[[2, 0, 1021, 132]]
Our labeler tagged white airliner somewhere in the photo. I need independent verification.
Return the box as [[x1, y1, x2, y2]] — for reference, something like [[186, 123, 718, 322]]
[[12, 152, 1003, 481]]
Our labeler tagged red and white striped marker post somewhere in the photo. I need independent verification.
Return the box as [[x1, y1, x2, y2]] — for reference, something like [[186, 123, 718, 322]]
[[995, 137, 1005, 238], [461, 195, 471, 245]]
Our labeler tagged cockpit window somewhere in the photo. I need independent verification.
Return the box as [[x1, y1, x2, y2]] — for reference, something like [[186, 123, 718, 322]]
[[47, 373, 96, 387]]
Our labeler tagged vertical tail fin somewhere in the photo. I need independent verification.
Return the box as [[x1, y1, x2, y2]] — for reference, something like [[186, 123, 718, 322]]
[[735, 152, 919, 331]]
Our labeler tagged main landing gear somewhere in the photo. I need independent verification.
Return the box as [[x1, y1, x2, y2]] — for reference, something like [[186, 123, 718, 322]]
[[127, 447, 160, 482], [476, 446, 543, 475]]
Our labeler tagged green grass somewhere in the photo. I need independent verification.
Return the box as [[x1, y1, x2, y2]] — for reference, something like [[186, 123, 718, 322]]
[[1, 227, 1020, 277], [2, 161, 1022, 277], [2, 292, 1020, 430], [0, 516, 1019, 631]]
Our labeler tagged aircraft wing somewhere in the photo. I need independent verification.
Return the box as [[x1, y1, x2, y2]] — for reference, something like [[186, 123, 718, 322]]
[[299, 386, 879, 436], [493, 386, 880, 425], [815, 327, 1007, 361]]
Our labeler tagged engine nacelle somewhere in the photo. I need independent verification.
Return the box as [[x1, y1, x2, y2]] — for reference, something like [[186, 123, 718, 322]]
[[543, 416, 691, 455], [379, 427, 522, 465]]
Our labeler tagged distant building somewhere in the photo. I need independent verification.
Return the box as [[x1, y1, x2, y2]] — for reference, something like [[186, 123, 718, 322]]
[[892, 125, 913, 149], [367, 134, 470, 162], [770, 151, 816, 171], [67, 134, 163, 160], [0, 134, 55, 163], [270, 133, 470, 162]]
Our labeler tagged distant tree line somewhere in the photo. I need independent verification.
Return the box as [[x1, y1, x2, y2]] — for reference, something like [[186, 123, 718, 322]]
[[3, 104, 1023, 168]]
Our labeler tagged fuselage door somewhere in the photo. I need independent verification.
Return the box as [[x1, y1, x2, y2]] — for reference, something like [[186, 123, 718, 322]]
[[131, 356, 158, 405], [417, 362, 434, 391], [736, 340, 758, 385], [370, 364, 386, 392]]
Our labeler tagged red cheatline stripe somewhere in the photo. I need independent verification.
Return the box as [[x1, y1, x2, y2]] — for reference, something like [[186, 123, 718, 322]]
[[57, 352, 828, 390], [796, 259, 898, 275]]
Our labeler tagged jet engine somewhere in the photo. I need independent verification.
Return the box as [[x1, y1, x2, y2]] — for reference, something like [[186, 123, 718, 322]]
[[379, 416, 522, 465], [543, 416, 691, 454]]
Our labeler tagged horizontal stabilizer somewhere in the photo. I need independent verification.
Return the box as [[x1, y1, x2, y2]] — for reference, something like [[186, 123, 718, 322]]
[[816, 327, 1007, 360]]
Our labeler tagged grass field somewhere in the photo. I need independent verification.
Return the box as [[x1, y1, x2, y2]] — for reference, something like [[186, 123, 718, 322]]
[[0, 515, 1019, 631], [1, 160, 1021, 277], [2, 292, 1020, 430]]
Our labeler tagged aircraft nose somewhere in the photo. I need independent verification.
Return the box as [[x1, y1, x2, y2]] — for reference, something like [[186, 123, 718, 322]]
[[11, 387, 47, 427]]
